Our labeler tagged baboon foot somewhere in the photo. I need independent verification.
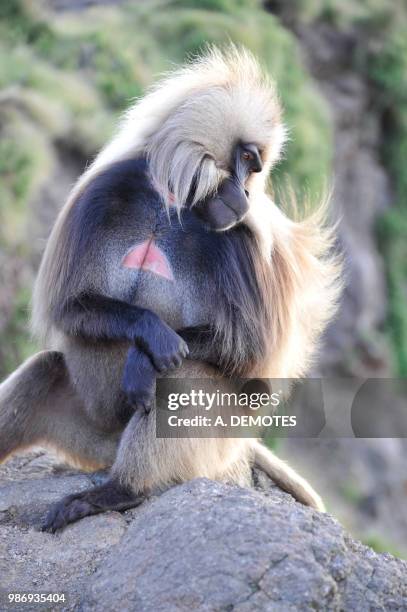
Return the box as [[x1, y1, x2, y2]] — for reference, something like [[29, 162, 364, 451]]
[[41, 479, 144, 533]]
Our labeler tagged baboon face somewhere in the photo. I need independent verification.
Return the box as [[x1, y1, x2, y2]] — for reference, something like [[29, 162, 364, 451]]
[[193, 142, 263, 231]]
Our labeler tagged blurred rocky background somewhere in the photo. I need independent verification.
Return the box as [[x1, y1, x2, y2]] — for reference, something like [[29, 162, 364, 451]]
[[0, 0, 406, 558]]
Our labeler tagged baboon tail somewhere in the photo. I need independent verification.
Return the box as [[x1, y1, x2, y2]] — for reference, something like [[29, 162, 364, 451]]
[[0, 351, 118, 470], [253, 440, 325, 512]]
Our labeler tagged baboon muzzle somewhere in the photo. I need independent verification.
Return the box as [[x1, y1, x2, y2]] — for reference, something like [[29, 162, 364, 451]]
[[195, 143, 262, 231]]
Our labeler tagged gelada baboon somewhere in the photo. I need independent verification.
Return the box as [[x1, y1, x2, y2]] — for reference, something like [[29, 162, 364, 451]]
[[0, 46, 341, 531]]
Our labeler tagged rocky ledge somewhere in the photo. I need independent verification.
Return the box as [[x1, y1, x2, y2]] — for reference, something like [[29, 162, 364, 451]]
[[0, 453, 406, 611]]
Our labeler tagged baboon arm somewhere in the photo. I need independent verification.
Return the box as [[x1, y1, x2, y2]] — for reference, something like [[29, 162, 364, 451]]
[[0, 351, 118, 470], [54, 293, 188, 373], [54, 293, 150, 342], [252, 440, 325, 512]]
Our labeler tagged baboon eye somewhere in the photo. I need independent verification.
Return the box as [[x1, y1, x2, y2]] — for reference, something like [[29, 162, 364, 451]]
[[242, 151, 253, 161]]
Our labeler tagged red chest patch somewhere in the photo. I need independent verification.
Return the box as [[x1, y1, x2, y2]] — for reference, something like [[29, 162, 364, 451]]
[[122, 239, 174, 281]]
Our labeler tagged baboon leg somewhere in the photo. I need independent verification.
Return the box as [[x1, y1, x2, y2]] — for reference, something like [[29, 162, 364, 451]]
[[39, 361, 250, 533], [41, 407, 150, 532], [0, 351, 120, 470], [41, 404, 207, 532]]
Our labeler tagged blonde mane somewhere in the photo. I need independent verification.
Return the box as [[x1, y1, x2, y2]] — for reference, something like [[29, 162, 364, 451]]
[[70, 45, 286, 210]]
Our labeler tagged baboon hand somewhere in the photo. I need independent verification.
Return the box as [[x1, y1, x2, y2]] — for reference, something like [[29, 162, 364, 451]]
[[122, 348, 156, 412], [133, 311, 189, 372]]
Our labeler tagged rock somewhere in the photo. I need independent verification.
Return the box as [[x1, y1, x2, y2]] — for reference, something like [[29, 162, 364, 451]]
[[283, 438, 407, 559], [0, 459, 405, 611]]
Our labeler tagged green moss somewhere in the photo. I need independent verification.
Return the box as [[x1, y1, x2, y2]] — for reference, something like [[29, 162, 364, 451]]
[[377, 212, 407, 375], [294, 0, 403, 28], [172, 0, 256, 12], [0, 138, 31, 201], [86, 34, 143, 109], [362, 535, 404, 559], [366, 23, 407, 375], [0, 137, 32, 247], [263, 434, 280, 452], [339, 481, 364, 505], [0, 286, 37, 380]]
